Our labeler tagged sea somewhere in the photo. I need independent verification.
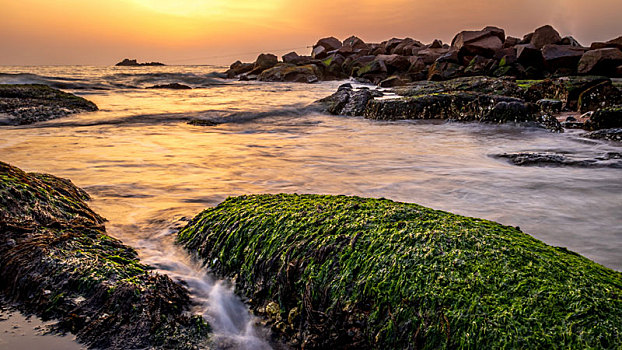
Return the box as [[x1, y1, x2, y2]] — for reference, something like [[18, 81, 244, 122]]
[[0, 65, 621, 349]]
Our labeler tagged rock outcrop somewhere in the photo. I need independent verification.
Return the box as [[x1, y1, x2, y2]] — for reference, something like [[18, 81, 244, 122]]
[[0, 162, 210, 349], [0, 84, 98, 125], [179, 194, 622, 349], [115, 59, 165, 66]]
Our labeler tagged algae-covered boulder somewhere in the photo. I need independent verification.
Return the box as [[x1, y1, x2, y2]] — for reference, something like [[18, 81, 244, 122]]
[[179, 194, 622, 349], [0, 162, 210, 349], [0, 84, 98, 125]]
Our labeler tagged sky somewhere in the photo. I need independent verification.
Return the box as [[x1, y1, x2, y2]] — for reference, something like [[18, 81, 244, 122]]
[[1, 0, 622, 66]]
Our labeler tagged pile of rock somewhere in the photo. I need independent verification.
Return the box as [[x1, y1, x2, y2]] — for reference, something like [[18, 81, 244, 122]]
[[225, 25, 622, 86]]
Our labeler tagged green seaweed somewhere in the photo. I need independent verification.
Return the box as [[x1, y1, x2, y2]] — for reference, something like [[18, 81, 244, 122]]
[[179, 194, 622, 349]]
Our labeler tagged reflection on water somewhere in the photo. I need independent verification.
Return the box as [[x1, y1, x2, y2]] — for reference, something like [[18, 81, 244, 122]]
[[0, 65, 621, 348]]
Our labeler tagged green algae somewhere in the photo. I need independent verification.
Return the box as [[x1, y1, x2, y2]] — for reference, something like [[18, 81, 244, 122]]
[[0, 162, 210, 349], [179, 194, 622, 349]]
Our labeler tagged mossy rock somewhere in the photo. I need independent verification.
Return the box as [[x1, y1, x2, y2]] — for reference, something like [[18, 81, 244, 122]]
[[179, 194, 622, 349], [0, 84, 98, 125], [0, 162, 210, 349]]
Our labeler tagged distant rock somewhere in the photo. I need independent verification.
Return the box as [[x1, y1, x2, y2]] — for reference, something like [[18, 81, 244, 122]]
[[530, 25, 562, 49], [146, 83, 192, 89], [0, 84, 98, 125], [115, 58, 165, 66], [577, 48, 622, 75]]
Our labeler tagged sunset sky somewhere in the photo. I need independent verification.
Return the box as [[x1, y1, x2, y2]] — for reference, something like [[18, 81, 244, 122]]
[[2, 0, 621, 66]]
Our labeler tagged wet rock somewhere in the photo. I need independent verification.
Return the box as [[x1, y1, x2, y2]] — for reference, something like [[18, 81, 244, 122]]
[[585, 105, 622, 130], [537, 98, 563, 114], [146, 83, 192, 89], [522, 76, 611, 110], [495, 152, 621, 168], [530, 25, 562, 49], [585, 127, 622, 141], [179, 194, 622, 350], [516, 44, 544, 70], [250, 53, 278, 74], [542, 45, 586, 73], [316, 87, 373, 116], [482, 101, 536, 123], [115, 58, 165, 66], [0, 162, 210, 349], [577, 81, 622, 113], [0, 84, 98, 125], [258, 63, 322, 83], [577, 48, 622, 75], [428, 61, 463, 81]]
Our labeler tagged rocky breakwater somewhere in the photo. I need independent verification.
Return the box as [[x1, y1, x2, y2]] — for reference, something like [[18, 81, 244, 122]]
[[115, 58, 165, 66], [0, 162, 211, 349], [0, 84, 98, 125], [225, 25, 622, 86], [178, 194, 622, 349]]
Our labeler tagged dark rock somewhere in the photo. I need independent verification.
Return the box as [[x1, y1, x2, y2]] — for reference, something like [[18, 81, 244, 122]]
[[316, 88, 373, 116], [379, 76, 409, 87], [342, 36, 369, 51], [258, 64, 322, 83], [577, 81, 622, 113], [356, 59, 387, 77], [376, 54, 411, 73], [146, 83, 192, 89], [482, 26, 506, 42], [577, 48, 622, 75], [392, 38, 424, 55], [282, 51, 312, 65], [530, 25, 562, 49], [115, 58, 165, 66], [464, 55, 494, 75], [312, 45, 328, 59], [452, 27, 504, 58], [560, 36, 583, 47], [417, 48, 449, 64], [590, 36, 622, 50], [0, 84, 98, 125], [542, 45, 586, 72], [516, 44, 544, 69], [482, 101, 536, 123], [495, 152, 621, 168], [253, 53, 278, 72], [521, 76, 611, 110], [229, 60, 254, 76], [437, 49, 460, 63], [429, 39, 444, 49], [315, 37, 342, 51], [585, 128, 622, 141], [428, 62, 463, 81], [537, 98, 563, 114], [585, 105, 622, 130], [0, 162, 210, 349], [504, 36, 520, 48]]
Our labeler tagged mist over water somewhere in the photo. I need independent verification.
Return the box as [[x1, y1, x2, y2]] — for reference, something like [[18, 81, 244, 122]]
[[0, 65, 621, 348]]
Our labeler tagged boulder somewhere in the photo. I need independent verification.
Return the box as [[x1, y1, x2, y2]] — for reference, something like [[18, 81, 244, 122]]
[[585, 128, 622, 141], [316, 87, 374, 116], [542, 45, 586, 72], [228, 60, 254, 77], [452, 28, 504, 57], [530, 25, 562, 49], [376, 54, 411, 73], [428, 62, 463, 81], [504, 36, 520, 48], [312, 45, 328, 59], [257, 63, 323, 83], [429, 39, 444, 49], [379, 75, 409, 88], [146, 83, 192, 89], [577, 48, 622, 75], [577, 81, 622, 113], [537, 98, 563, 114], [383, 38, 407, 54], [437, 49, 460, 63], [464, 55, 493, 75], [115, 58, 165, 66], [282, 51, 315, 66], [251, 53, 278, 74], [482, 101, 536, 123], [516, 44, 544, 68], [590, 36, 622, 50], [392, 38, 424, 55], [417, 48, 450, 64], [585, 105, 622, 130], [315, 37, 342, 51], [342, 36, 369, 51], [560, 36, 583, 47]]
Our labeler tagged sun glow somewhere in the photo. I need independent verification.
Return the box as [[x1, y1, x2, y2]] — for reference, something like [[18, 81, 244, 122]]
[[129, 0, 283, 18]]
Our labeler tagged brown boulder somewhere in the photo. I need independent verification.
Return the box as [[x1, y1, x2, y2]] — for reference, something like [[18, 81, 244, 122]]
[[258, 63, 323, 83], [530, 25, 562, 49], [379, 75, 410, 87], [516, 44, 544, 68], [228, 60, 254, 77], [578, 81, 622, 113], [342, 36, 369, 51], [376, 54, 412, 73], [392, 38, 424, 55], [417, 48, 449, 64], [282, 52, 314, 66], [383, 38, 407, 54], [542, 45, 586, 71], [315, 37, 342, 51], [577, 48, 622, 75], [482, 26, 506, 42], [451, 27, 504, 57], [504, 36, 520, 48], [590, 36, 622, 51], [254, 53, 278, 70], [464, 55, 493, 75], [560, 36, 583, 47], [428, 61, 463, 81], [312, 46, 328, 59], [429, 39, 443, 49]]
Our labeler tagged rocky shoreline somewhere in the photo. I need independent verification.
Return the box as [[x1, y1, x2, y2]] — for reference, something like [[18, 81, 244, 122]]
[[0, 162, 211, 349], [179, 194, 622, 349]]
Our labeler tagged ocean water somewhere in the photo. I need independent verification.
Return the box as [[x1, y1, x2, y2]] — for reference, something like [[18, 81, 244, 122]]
[[0, 65, 621, 349]]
